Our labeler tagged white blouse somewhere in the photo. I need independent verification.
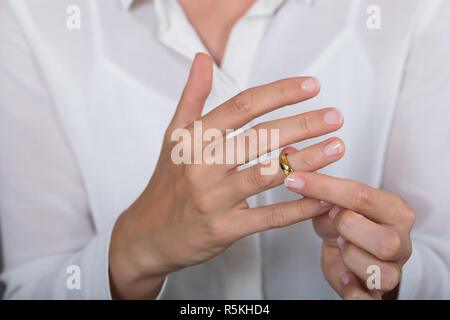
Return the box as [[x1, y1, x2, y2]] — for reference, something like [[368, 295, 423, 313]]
[[1, 0, 450, 299]]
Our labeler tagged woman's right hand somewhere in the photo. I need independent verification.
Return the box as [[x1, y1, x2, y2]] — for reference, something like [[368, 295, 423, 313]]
[[109, 53, 345, 299]]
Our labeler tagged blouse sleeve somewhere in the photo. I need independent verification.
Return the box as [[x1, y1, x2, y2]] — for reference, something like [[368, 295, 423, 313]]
[[382, 0, 450, 299], [0, 1, 113, 299], [0, 1, 168, 299]]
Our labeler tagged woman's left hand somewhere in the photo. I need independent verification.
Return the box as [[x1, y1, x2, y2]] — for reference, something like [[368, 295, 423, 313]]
[[284, 171, 415, 299]]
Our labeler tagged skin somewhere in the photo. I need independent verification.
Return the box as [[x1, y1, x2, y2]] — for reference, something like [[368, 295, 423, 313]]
[[109, 53, 345, 299], [178, 0, 257, 66], [109, 1, 415, 299], [285, 173, 415, 299]]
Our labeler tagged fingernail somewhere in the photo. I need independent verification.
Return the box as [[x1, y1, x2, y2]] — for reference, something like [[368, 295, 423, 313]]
[[301, 78, 319, 92], [323, 140, 343, 157], [329, 206, 342, 220], [337, 236, 346, 249], [284, 175, 306, 191], [323, 109, 342, 126], [320, 200, 332, 207], [340, 272, 351, 286]]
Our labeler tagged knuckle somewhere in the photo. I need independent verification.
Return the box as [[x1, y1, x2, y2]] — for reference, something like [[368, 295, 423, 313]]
[[301, 152, 317, 169], [230, 90, 254, 114], [266, 207, 287, 229], [203, 217, 224, 244], [406, 239, 413, 259], [279, 83, 297, 102], [320, 245, 333, 270], [335, 211, 354, 236], [193, 192, 214, 213], [352, 183, 374, 211], [297, 200, 308, 219], [378, 231, 402, 261], [391, 194, 406, 211], [296, 114, 313, 133], [404, 208, 416, 228], [396, 196, 415, 227], [381, 265, 401, 292], [247, 167, 273, 188], [400, 238, 413, 262], [340, 243, 353, 265]]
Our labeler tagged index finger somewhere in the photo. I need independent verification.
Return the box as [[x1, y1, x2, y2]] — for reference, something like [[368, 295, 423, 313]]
[[284, 172, 408, 225], [200, 77, 320, 133]]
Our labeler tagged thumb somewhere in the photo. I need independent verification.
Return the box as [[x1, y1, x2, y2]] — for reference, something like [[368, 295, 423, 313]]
[[170, 52, 213, 130]]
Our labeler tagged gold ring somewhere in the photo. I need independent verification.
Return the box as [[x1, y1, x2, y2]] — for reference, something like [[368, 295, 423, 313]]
[[279, 153, 294, 176]]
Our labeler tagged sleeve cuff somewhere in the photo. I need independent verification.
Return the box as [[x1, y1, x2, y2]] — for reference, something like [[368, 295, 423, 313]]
[[155, 275, 168, 300], [101, 218, 168, 300], [69, 219, 116, 299]]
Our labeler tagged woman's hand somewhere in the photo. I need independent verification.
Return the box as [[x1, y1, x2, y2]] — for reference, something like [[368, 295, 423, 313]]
[[284, 172, 415, 299], [109, 53, 345, 299]]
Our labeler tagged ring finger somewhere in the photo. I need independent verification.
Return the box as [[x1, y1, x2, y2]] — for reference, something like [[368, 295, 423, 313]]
[[218, 137, 345, 206]]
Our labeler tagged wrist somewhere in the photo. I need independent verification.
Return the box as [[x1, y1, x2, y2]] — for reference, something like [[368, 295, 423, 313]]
[[109, 210, 168, 299]]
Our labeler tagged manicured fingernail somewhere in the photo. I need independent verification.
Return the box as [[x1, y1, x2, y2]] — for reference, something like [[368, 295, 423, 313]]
[[323, 109, 342, 126], [329, 206, 342, 220], [337, 236, 346, 249], [323, 140, 343, 157], [340, 272, 351, 286], [301, 78, 319, 92], [320, 200, 332, 207], [284, 175, 305, 191]]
